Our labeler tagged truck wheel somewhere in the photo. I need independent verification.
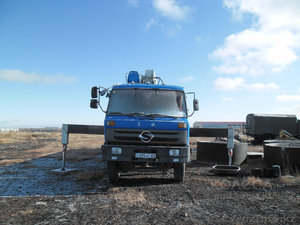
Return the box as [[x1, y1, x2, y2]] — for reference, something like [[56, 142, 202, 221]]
[[174, 163, 185, 182], [107, 161, 120, 183]]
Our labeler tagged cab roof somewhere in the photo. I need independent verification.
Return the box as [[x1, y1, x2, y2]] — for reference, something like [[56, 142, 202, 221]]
[[112, 83, 185, 92]]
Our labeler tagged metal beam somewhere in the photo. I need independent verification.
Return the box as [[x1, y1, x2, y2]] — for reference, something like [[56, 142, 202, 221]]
[[54, 124, 234, 174], [66, 124, 104, 134], [63, 125, 230, 138], [189, 128, 229, 137]]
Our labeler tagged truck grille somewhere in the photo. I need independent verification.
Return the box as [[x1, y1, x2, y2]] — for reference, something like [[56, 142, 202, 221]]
[[106, 128, 187, 146]]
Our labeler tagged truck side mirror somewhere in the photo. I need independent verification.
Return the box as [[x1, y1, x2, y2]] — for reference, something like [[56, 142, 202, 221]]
[[91, 86, 98, 98], [194, 99, 199, 111], [90, 99, 98, 109]]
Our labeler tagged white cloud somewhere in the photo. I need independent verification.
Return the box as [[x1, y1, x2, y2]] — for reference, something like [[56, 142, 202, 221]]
[[152, 0, 192, 22], [144, 18, 157, 31], [0, 69, 41, 83], [128, 0, 139, 7], [42, 73, 77, 84], [222, 97, 234, 102], [147, 0, 194, 35], [276, 94, 300, 102], [0, 69, 77, 84], [195, 36, 202, 44], [211, 0, 300, 76], [214, 76, 279, 92], [214, 77, 245, 91], [161, 24, 182, 36], [246, 82, 279, 91], [179, 76, 194, 82], [275, 105, 300, 117]]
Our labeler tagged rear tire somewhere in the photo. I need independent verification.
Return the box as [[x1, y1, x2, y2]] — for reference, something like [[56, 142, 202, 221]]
[[107, 161, 120, 183], [174, 163, 185, 182]]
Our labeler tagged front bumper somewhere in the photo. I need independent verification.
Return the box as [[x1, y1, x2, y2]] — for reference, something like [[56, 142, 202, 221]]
[[102, 145, 190, 163]]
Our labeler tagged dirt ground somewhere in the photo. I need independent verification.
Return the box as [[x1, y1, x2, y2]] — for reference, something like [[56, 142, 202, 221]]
[[0, 131, 300, 224]]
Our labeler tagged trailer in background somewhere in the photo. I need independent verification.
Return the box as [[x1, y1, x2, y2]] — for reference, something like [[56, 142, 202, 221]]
[[245, 114, 298, 141]]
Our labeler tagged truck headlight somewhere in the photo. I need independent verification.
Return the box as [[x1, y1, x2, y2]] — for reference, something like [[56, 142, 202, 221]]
[[112, 147, 122, 154], [169, 149, 180, 156]]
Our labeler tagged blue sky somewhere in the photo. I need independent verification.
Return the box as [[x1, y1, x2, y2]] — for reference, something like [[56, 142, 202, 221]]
[[1, 0, 300, 128]]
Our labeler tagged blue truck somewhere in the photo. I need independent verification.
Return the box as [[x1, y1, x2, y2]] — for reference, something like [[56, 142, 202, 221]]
[[90, 70, 198, 182]]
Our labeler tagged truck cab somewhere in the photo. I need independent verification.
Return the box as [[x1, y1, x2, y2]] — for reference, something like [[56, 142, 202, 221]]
[[91, 70, 198, 182]]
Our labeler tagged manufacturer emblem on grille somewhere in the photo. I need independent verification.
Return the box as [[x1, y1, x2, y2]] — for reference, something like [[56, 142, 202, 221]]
[[138, 130, 154, 143]]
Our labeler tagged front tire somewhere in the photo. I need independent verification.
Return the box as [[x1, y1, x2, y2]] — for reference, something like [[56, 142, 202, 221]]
[[107, 161, 120, 183], [174, 163, 185, 182]]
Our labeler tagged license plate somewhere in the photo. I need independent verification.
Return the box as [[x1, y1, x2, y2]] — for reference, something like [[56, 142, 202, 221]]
[[135, 153, 156, 159]]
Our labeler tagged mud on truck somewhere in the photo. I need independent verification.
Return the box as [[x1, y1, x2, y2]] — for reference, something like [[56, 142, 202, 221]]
[[90, 70, 199, 182]]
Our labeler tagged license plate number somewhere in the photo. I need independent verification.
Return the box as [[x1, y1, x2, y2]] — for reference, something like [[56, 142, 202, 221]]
[[135, 153, 156, 159]]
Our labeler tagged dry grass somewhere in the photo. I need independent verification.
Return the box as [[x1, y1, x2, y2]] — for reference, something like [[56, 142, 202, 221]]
[[20, 210, 34, 216], [279, 173, 300, 185], [193, 176, 274, 190], [209, 179, 231, 188], [0, 131, 104, 167], [109, 188, 158, 208], [281, 155, 300, 177], [242, 176, 272, 188], [279, 176, 295, 184], [67, 134, 104, 149], [0, 131, 46, 144], [192, 177, 208, 182], [277, 155, 300, 185], [192, 178, 230, 188], [0, 131, 61, 166]]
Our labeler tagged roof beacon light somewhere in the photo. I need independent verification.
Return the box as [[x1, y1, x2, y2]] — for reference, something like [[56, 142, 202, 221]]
[[127, 71, 140, 83]]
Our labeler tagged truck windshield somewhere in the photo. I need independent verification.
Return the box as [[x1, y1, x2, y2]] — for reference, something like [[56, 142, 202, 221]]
[[107, 89, 187, 117]]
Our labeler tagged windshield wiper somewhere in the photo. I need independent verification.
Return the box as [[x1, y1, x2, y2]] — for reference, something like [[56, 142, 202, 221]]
[[108, 112, 179, 119], [107, 112, 146, 118], [146, 113, 178, 119], [126, 112, 147, 117], [107, 112, 127, 116], [128, 112, 176, 118]]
